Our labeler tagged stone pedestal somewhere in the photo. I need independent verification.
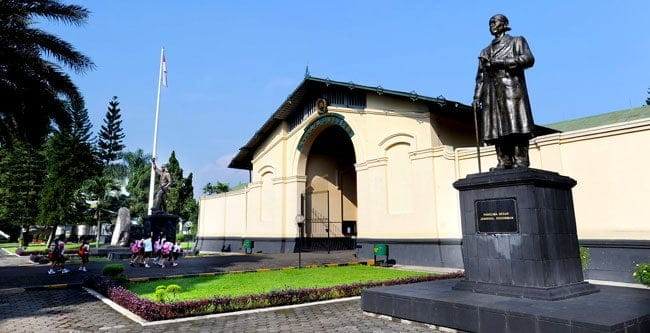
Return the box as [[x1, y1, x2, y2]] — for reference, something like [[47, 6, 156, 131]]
[[452, 168, 597, 300], [361, 168, 649, 332], [143, 213, 178, 242]]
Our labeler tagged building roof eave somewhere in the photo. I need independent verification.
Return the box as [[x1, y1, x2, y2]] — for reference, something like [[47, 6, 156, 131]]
[[228, 76, 474, 170]]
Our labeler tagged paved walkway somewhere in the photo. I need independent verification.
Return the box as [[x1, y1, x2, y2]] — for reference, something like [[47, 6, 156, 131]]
[[0, 248, 445, 332]]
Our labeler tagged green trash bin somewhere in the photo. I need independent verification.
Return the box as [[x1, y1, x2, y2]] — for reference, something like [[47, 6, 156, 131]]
[[243, 239, 254, 254], [373, 243, 388, 265], [373, 243, 388, 256]]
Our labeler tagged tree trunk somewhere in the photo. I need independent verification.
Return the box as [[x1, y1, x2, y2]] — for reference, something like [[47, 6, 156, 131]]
[[45, 225, 57, 249], [95, 204, 101, 249]]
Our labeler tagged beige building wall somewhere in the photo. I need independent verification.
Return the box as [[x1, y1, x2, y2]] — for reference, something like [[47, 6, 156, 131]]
[[198, 188, 246, 239], [531, 119, 650, 239], [199, 100, 650, 244]]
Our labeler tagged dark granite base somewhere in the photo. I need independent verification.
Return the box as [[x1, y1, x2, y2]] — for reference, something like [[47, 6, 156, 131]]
[[453, 280, 599, 301], [143, 214, 179, 242], [361, 279, 650, 333]]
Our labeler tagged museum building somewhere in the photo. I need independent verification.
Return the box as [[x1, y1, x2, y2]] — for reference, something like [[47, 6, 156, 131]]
[[197, 75, 650, 283]]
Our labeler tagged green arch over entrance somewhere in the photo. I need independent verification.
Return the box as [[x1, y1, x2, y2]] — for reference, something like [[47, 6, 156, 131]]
[[296, 113, 355, 152]]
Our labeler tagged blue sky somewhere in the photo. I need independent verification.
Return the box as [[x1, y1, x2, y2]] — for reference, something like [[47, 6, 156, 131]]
[[44, 1, 650, 198]]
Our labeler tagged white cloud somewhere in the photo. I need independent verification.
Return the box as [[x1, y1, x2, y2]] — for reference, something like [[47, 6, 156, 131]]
[[194, 152, 249, 197]]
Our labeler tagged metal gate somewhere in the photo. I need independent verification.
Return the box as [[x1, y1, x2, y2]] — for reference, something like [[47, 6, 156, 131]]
[[300, 191, 355, 252]]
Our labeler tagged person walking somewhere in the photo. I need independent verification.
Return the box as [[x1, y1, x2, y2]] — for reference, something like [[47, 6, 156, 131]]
[[48, 239, 69, 274], [143, 234, 153, 268], [160, 239, 174, 268], [129, 238, 143, 267], [48, 239, 61, 275], [77, 239, 90, 272], [171, 240, 183, 267], [153, 233, 165, 266]]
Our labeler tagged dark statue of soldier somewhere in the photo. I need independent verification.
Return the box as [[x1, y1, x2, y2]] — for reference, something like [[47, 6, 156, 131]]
[[473, 14, 535, 169], [152, 157, 171, 213]]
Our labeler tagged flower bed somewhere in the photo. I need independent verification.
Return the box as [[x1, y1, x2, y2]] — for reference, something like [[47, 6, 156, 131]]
[[85, 271, 463, 321]]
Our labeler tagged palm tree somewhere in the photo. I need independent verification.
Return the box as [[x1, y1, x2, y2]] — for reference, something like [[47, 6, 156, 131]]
[[0, 0, 94, 146]]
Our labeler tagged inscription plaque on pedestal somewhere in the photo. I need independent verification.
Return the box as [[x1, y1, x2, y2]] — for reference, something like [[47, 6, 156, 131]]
[[475, 198, 518, 233]]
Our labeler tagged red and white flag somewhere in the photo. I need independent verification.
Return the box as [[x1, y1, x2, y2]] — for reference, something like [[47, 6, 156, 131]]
[[161, 52, 168, 87]]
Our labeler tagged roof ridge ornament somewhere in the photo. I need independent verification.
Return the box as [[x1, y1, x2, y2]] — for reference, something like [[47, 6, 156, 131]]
[[304, 65, 310, 78], [436, 95, 447, 107], [409, 90, 419, 102], [376, 85, 384, 95]]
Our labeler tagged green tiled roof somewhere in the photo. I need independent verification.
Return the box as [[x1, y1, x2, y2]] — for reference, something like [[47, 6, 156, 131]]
[[544, 105, 650, 132], [230, 183, 248, 191]]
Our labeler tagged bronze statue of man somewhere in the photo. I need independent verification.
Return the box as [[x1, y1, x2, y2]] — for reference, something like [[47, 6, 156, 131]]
[[473, 14, 535, 169], [152, 158, 171, 213]]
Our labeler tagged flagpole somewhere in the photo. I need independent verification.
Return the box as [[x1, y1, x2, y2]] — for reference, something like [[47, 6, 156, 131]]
[[148, 47, 165, 215]]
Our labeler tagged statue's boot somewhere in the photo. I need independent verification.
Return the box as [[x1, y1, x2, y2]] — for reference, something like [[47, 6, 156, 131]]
[[494, 143, 514, 169], [513, 142, 530, 168]]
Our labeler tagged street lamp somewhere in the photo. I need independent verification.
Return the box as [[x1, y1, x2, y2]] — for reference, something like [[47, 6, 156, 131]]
[[296, 215, 305, 268]]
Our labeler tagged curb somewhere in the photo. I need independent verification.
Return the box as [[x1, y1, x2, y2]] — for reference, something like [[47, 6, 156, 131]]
[[0, 282, 86, 292], [0, 247, 20, 257]]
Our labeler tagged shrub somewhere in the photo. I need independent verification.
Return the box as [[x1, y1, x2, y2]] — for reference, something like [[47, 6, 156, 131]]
[[579, 246, 591, 271], [154, 284, 183, 303], [102, 264, 129, 286], [154, 286, 167, 302], [166, 284, 181, 297], [176, 233, 185, 242], [633, 263, 650, 286], [102, 264, 125, 277]]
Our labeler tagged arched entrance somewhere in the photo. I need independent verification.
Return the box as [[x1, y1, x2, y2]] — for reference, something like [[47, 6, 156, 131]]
[[302, 123, 357, 251]]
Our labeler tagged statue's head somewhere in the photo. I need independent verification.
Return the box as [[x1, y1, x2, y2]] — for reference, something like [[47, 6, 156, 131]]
[[162, 164, 169, 171], [489, 14, 511, 36]]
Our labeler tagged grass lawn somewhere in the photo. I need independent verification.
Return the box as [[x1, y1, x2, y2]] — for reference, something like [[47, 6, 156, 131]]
[[0, 242, 49, 254], [130, 265, 430, 302]]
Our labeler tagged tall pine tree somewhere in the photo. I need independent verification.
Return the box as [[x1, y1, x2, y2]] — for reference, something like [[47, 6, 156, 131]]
[[38, 98, 100, 244], [38, 132, 99, 240], [98, 96, 125, 165], [89, 96, 127, 246], [0, 139, 45, 239], [69, 97, 95, 144]]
